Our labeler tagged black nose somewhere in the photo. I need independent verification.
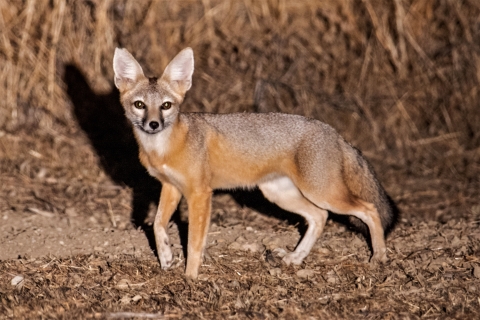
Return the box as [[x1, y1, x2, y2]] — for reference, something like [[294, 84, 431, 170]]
[[149, 121, 159, 130]]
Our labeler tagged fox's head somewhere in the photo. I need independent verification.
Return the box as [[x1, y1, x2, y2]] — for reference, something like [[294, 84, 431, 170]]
[[113, 48, 194, 134]]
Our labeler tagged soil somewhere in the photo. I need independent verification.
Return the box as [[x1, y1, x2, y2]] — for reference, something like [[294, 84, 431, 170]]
[[1, 120, 480, 319]]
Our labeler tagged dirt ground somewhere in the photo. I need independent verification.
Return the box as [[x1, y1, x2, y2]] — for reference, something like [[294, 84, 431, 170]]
[[1, 119, 479, 319]]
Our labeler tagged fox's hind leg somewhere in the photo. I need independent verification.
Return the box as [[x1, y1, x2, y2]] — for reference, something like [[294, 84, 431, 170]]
[[341, 198, 387, 263], [154, 183, 182, 270], [305, 189, 387, 263], [259, 177, 328, 265]]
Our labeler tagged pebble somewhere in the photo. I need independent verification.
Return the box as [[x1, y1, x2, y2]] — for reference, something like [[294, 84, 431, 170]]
[[241, 242, 263, 253], [296, 269, 315, 279], [132, 295, 142, 302], [11, 275, 24, 289], [228, 241, 263, 253], [473, 266, 480, 279], [317, 247, 331, 255], [269, 268, 282, 276]]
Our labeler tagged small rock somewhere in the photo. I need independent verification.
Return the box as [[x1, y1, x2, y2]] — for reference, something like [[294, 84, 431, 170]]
[[317, 247, 331, 256], [132, 295, 142, 302], [116, 279, 131, 290], [296, 269, 315, 280], [11, 275, 24, 290], [473, 266, 480, 279], [269, 268, 282, 276], [241, 242, 263, 253]]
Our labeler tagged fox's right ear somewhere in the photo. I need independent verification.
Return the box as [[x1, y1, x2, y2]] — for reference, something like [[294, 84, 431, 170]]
[[162, 47, 194, 95], [113, 48, 144, 91]]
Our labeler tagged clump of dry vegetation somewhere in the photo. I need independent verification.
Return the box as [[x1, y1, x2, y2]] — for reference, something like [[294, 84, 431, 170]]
[[1, 0, 480, 318], [2, 0, 479, 148]]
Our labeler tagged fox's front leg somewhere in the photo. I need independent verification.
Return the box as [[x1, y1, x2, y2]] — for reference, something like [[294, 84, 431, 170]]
[[154, 183, 182, 270], [185, 189, 212, 279]]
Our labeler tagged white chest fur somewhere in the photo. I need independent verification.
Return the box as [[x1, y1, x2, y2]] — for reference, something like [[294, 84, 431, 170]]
[[136, 127, 172, 156]]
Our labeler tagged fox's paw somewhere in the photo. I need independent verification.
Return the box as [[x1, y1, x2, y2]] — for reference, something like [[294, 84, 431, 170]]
[[158, 246, 173, 270], [370, 251, 388, 264], [282, 252, 305, 266], [155, 227, 174, 270]]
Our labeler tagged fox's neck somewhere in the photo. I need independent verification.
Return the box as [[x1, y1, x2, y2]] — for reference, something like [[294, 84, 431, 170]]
[[134, 125, 173, 157], [134, 116, 186, 158]]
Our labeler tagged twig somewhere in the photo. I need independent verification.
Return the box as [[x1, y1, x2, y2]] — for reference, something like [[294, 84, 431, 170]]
[[107, 200, 117, 228], [409, 132, 460, 146], [105, 312, 169, 319]]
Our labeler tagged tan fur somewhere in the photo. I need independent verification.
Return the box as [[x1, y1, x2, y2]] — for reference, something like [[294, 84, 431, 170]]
[[113, 47, 395, 279]]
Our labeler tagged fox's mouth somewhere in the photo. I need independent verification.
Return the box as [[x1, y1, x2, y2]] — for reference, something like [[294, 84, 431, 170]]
[[139, 126, 162, 135], [136, 122, 171, 135]]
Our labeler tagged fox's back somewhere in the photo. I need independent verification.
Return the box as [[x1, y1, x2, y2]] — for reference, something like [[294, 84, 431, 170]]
[[182, 112, 340, 156], [178, 112, 344, 189]]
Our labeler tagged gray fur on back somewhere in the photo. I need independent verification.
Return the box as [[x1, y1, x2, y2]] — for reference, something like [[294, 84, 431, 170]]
[[181, 112, 340, 156]]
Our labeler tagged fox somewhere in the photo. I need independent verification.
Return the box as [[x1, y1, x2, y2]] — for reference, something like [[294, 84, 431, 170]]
[[113, 47, 396, 279]]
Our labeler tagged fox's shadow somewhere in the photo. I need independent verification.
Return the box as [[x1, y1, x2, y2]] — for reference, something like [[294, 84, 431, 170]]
[[64, 65, 166, 252]]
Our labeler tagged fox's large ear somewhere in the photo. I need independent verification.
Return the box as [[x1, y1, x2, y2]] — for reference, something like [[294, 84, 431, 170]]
[[113, 48, 144, 91], [162, 47, 194, 94]]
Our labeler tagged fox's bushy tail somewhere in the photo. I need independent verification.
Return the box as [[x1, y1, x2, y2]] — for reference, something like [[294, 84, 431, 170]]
[[339, 139, 398, 235]]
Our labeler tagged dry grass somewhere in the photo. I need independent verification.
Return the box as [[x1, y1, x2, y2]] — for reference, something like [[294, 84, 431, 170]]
[[1, 0, 479, 148]]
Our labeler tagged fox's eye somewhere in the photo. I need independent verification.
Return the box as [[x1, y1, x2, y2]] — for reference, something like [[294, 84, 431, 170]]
[[161, 102, 172, 110], [134, 101, 145, 109]]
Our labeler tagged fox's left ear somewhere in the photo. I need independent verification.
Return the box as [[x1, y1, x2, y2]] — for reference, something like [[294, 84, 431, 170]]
[[113, 48, 145, 91], [162, 47, 194, 94]]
